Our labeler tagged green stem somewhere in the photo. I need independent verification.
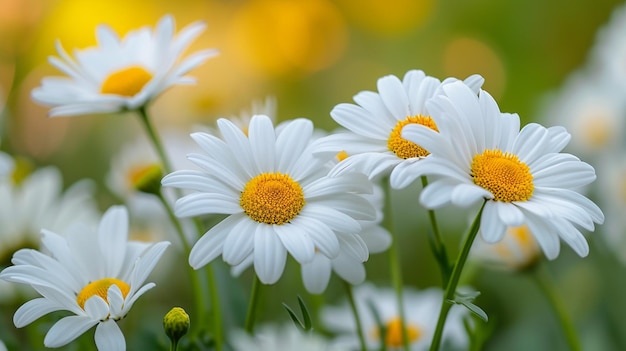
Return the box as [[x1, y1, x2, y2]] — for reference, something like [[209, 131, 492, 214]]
[[245, 275, 262, 334], [429, 200, 486, 351], [155, 192, 207, 336], [206, 264, 224, 351], [138, 107, 223, 349], [156, 192, 191, 253], [136, 106, 173, 174], [137, 106, 174, 174], [532, 264, 582, 351], [170, 340, 178, 351], [420, 176, 450, 284], [345, 281, 368, 351], [383, 180, 410, 351]]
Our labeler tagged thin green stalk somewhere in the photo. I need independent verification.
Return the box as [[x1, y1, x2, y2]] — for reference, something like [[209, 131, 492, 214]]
[[170, 339, 179, 351], [382, 180, 410, 351], [137, 106, 174, 175], [532, 264, 582, 351], [345, 281, 368, 351], [420, 176, 450, 284], [155, 192, 207, 335], [156, 192, 191, 254], [138, 107, 223, 349], [245, 275, 262, 334], [429, 200, 486, 351], [205, 264, 223, 351]]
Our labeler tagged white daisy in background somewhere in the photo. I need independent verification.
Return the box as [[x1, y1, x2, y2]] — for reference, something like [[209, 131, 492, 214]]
[[162, 115, 376, 284], [537, 71, 626, 160], [0, 151, 11, 178], [595, 155, 626, 263], [590, 2, 626, 91], [230, 324, 350, 351], [107, 129, 199, 199], [0, 161, 99, 265], [0, 206, 170, 350], [471, 225, 542, 271], [313, 69, 483, 186], [0, 339, 5, 351], [228, 96, 277, 134], [321, 283, 469, 350], [31, 14, 218, 117], [394, 81, 604, 259], [197, 95, 278, 137], [106, 130, 198, 273]]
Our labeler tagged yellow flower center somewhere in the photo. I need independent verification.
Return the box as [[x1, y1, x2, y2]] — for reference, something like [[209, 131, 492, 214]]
[[371, 317, 422, 347], [100, 66, 153, 97], [10, 156, 34, 185], [387, 115, 438, 159], [240, 172, 305, 225], [471, 149, 534, 202], [76, 278, 130, 310], [494, 225, 540, 269], [336, 150, 349, 162]]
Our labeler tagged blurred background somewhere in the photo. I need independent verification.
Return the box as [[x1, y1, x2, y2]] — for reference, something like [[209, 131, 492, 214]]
[[1, 0, 626, 350]]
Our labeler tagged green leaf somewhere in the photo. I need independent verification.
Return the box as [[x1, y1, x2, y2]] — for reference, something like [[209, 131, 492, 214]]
[[297, 295, 313, 331], [282, 302, 305, 330], [282, 295, 313, 331], [448, 290, 489, 322]]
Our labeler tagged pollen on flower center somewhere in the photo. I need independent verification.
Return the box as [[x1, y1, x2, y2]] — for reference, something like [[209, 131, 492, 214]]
[[100, 66, 153, 97], [370, 317, 422, 347], [471, 149, 534, 202], [240, 172, 305, 225], [387, 115, 438, 159], [76, 278, 131, 310]]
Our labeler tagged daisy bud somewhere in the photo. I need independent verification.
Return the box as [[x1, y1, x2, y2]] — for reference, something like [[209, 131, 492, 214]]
[[164, 307, 190, 346], [129, 163, 163, 195]]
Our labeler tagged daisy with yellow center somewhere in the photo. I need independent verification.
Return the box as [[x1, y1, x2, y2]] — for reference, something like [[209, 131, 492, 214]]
[[162, 115, 376, 284], [395, 81, 604, 259], [314, 69, 483, 188], [321, 283, 469, 350], [472, 225, 542, 271], [0, 206, 170, 350], [31, 15, 218, 117]]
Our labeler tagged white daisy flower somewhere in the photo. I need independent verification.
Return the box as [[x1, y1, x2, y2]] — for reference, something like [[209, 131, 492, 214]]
[[0, 161, 99, 264], [0, 339, 5, 351], [107, 130, 198, 199], [196, 95, 278, 138], [321, 283, 469, 351], [228, 96, 278, 134], [106, 131, 198, 268], [595, 154, 626, 263], [0, 151, 12, 179], [537, 71, 626, 159], [314, 69, 483, 186], [31, 14, 218, 117], [0, 206, 170, 350], [590, 3, 626, 91], [230, 324, 350, 351], [471, 225, 542, 271], [394, 81, 604, 259], [162, 115, 376, 284]]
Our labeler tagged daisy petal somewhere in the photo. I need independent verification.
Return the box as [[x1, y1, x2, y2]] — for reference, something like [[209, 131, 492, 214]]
[[253, 225, 287, 284], [301, 254, 332, 294], [95, 321, 125, 351], [480, 202, 507, 243], [44, 316, 97, 348]]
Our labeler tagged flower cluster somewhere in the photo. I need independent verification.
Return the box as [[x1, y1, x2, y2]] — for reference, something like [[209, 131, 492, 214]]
[[0, 12, 605, 351]]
